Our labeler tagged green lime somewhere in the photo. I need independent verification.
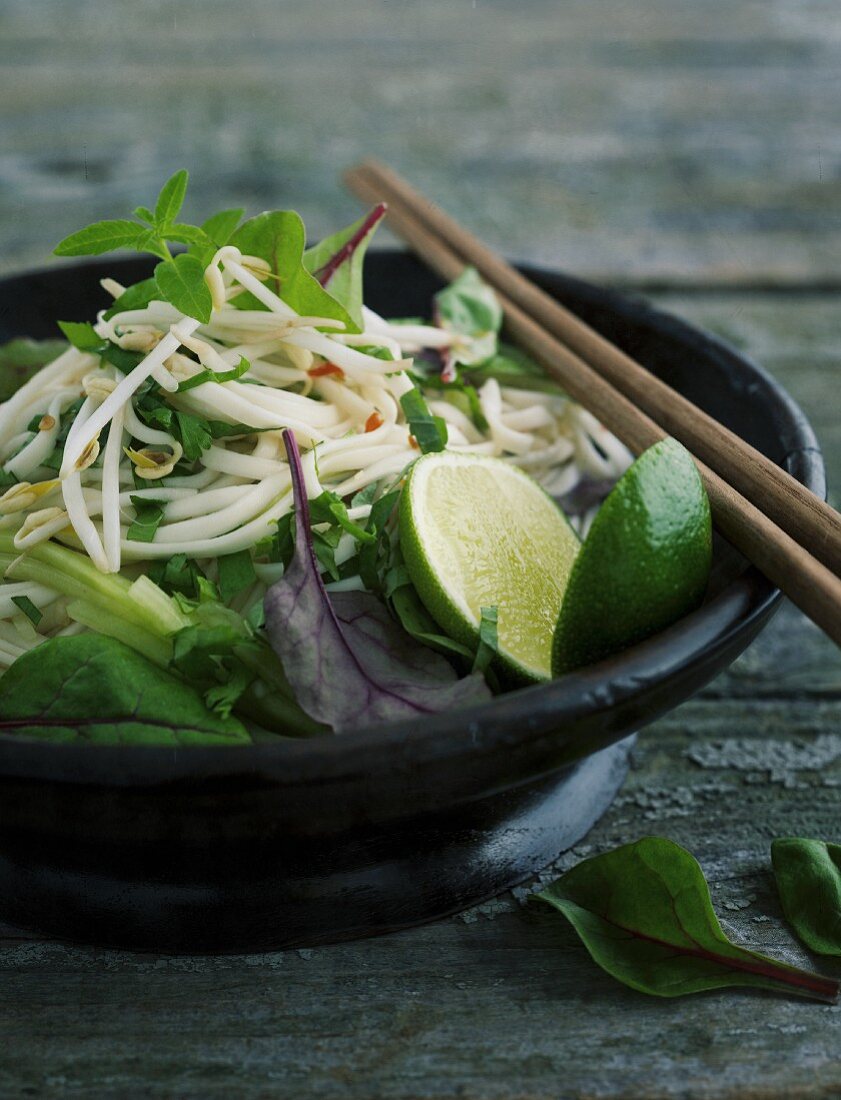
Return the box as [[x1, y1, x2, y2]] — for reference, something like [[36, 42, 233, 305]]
[[399, 451, 580, 681], [552, 437, 712, 675]]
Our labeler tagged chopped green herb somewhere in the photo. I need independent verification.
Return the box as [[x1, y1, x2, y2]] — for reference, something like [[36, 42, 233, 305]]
[[217, 550, 257, 604], [11, 595, 42, 626], [400, 387, 448, 453], [126, 496, 167, 543]]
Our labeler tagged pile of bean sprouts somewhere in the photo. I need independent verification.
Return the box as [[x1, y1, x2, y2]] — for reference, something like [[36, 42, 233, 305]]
[[0, 245, 632, 667]]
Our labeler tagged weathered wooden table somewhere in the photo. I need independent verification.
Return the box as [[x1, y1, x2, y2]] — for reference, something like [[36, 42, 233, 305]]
[[1, 2, 839, 1096]]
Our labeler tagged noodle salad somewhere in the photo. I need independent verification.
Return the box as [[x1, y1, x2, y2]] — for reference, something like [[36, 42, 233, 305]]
[[0, 172, 632, 743]]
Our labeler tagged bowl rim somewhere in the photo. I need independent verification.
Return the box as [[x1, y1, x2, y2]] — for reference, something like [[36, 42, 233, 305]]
[[0, 253, 825, 785]]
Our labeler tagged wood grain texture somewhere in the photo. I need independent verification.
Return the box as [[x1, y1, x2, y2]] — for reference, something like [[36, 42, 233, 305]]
[[1, 0, 841, 283], [1, 2, 840, 1097]]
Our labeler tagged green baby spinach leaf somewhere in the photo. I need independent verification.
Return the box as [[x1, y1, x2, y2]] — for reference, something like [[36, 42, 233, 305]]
[[537, 837, 838, 1002], [230, 210, 357, 331], [0, 634, 250, 745], [303, 204, 386, 330], [154, 253, 213, 323], [201, 207, 244, 247], [772, 838, 841, 956]]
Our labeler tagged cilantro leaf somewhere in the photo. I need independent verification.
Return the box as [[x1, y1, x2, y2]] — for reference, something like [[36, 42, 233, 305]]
[[217, 550, 257, 604]]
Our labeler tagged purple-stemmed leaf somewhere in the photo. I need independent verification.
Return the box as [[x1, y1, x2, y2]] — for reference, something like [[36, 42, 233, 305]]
[[264, 431, 490, 732]]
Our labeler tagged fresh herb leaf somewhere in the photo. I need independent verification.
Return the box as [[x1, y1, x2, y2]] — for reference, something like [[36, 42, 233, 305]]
[[134, 205, 155, 224], [204, 659, 255, 719], [148, 554, 211, 600], [126, 496, 166, 543], [11, 595, 42, 626], [0, 468, 18, 490], [230, 210, 357, 331], [466, 342, 563, 394], [400, 387, 448, 453], [263, 431, 490, 732], [171, 623, 244, 682], [473, 606, 499, 675], [310, 490, 375, 545], [100, 344, 144, 372], [302, 204, 386, 330], [435, 266, 502, 365], [154, 253, 213, 323], [103, 277, 159, 321], [358, 489, 400, 592], [217, 549, 257, 604], [772, 838, 841, 956], [350, 480, 381, 509], [537, 837, 838, 1002], [154, 169, 189, 227], [175, 410, 212, 460], [57, 320, 103, 351], [53, 219, 150, 258], [0, 634, 250, 745], [176, 356, 251, 392]]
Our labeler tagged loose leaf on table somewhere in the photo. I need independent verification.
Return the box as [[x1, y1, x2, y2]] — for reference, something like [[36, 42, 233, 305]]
[[537, 837, 838, 1002], [154, 253, 213, 323], [0, 634, 250, 745], [263, 430, 490, 732], [772, 838, 841, 956], [303, 204, 386, 330]]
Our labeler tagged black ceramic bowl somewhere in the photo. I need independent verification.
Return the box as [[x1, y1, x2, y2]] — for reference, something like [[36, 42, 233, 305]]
[[0, 254, 824, 953]]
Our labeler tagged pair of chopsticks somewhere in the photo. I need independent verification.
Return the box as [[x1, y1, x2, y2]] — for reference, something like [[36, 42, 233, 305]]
[[344, 159, 841, 649]]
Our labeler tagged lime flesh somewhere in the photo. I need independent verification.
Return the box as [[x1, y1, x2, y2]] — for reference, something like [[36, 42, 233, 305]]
[[399, 452, 580, 681], [552, 437, 712, 675]]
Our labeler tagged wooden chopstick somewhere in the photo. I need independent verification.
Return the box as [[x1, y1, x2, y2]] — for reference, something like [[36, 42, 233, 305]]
[[351, 158, 841, 579], [344, 162, 841, 649]]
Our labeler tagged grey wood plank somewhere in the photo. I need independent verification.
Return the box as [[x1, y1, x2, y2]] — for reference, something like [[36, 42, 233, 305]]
[[1, 0, 841, 282]]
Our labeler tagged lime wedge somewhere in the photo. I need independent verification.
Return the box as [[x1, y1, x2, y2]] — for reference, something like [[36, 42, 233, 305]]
[[399, 451, 580, 681], [552, 437, 712, 675]]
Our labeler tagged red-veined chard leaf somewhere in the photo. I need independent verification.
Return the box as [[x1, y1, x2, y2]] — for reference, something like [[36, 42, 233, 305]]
[[263, 430, 490, 732], [772, 838, 841, 956], [0, 634, 250, 745], [303, 204, 386, 330], [537, 837, 838, 1002]]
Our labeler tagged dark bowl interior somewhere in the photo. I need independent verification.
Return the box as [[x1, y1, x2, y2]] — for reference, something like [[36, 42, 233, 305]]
[[0, 252, 825, 952]]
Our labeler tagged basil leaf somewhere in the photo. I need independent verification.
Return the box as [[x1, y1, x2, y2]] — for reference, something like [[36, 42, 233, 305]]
[[263, 431, 490, 732], [154, 254, 213, 323], [126, 496, 166, 543], [229, 211, 357, 331], [217, 549, 257, 604], [0, 634, 250, 745], [103, 277, 159, 321], [57, 321, 103, 351], [537, 837, 838, 1002], [435, 266, 502, 337], [176, 356, 251, 392], [772, 838, 841, 956], [0, 338, 68, 401], [303, 204, 386, 330], [11, 595, 42, 626], [53, 219, 149, 258], [400, 388, 448, 453], [154, 169, 189, 227]]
